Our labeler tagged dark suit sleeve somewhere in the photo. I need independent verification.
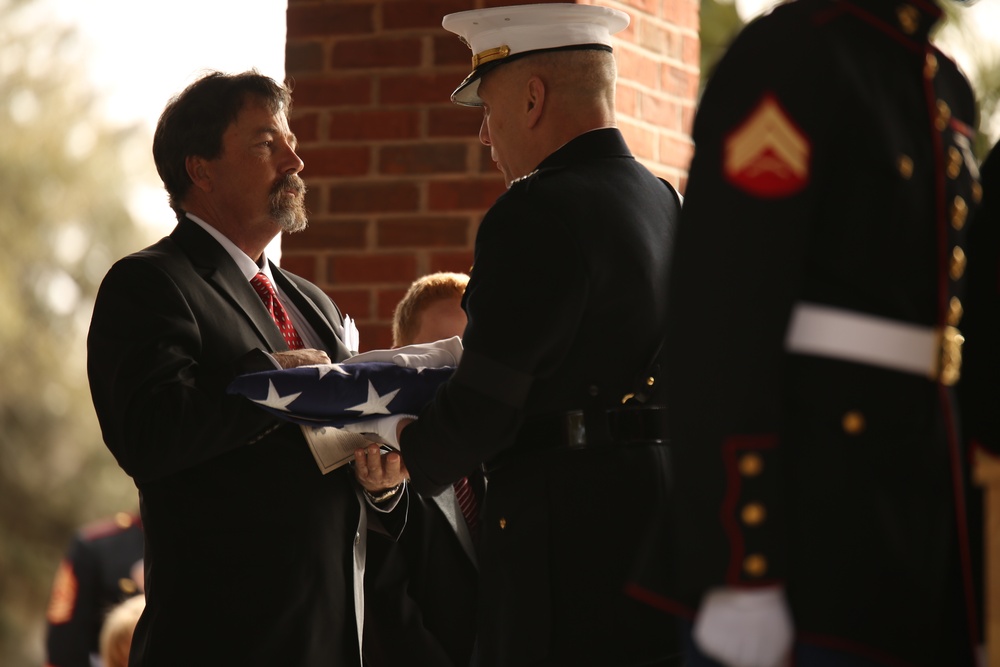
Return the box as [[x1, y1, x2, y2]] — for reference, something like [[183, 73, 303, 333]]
[[87, 255, 285, 482]]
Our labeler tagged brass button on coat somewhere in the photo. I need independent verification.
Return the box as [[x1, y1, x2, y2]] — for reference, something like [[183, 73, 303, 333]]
[[946, 147, 962, 179], [741, 503, 766, 526], [924, 53, 938, 78], [951, 196, 967, 230], [744, 554, 767, 577], [842, 410, 865, 435], [950, 246, 966, 281], [948, 297, 963, 327], [738, 453, 763, 477], [936, 100, 951, 131], [896, 4, 919, 34], [897, 155, 913, 179]]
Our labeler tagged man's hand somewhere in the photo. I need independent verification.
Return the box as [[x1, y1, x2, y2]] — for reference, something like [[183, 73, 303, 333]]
[[272, 349, 330, 369], [353, 443, 409, 493]]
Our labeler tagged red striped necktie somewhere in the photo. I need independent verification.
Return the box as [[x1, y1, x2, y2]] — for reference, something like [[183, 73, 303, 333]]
[[250, 272, 305, 350], [453, 475, 480, 538]]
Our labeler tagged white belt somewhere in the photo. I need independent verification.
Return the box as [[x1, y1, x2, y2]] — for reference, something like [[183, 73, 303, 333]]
[[784, 302, 963, 385]]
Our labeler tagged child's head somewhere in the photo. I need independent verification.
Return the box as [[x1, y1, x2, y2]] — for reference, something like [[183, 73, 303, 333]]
[[100, 594, 145, 667]]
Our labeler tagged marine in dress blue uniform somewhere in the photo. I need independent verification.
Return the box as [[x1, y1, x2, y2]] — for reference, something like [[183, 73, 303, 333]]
[[45, 512, 143, 667], [628, 0, 983, 665], [397, 5, 683, 666]]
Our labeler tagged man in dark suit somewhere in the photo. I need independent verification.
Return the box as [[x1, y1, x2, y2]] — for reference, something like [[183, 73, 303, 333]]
[[350, 6, 682, 666], [87, 71, 405, 666], [626, 1, 983, 665], [363, 272, 479, 667]]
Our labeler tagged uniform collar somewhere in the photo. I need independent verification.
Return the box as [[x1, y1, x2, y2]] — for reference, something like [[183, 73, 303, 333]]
[[534, 127, 632, 173]]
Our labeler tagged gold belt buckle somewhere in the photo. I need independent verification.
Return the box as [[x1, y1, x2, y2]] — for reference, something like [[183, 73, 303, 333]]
[[936, 325, 964, 386]]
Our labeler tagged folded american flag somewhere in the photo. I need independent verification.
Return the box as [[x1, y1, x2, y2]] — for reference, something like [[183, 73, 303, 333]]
[[227, 361, 455, 427]]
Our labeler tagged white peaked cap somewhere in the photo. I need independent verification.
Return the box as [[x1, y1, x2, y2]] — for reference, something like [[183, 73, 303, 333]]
[[442, 3, 630, 106]]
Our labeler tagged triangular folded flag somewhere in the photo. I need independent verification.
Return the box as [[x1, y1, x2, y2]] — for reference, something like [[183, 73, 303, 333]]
[[227, 361, 455, 427], [228, 338, 463, 427]]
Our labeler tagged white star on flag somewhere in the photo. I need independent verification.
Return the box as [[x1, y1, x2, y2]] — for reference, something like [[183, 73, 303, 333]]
[[250, 380, 301, 412], [316, 364, 351, 380], [346, 381, 400, 416], [227, 338, 463, 427]]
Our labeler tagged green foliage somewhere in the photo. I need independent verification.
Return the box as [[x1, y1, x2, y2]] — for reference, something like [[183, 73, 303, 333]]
[[0, 0, 155, 663], [974, 61, 1000, 159], [935, 0, 1000, 158], [699, 0, 745, 95]]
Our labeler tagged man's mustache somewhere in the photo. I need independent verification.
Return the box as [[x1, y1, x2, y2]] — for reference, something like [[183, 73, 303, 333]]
[[272, 174, 306, 198]]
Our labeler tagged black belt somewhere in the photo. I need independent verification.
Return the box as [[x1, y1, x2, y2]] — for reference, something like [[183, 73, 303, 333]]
[[484, 406, 670, 474]]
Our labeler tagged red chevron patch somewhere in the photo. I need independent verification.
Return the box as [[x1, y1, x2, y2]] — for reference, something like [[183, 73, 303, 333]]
[[724, 94, 811, 198]]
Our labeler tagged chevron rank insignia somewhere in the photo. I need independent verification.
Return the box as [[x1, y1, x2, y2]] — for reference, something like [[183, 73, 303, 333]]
[[724, 94, 810, 198], [46, 560, 78, 624]]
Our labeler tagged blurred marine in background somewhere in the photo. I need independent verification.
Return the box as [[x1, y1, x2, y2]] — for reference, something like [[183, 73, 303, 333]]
[[44, 512, 143, 667], [628, 0, 987, 665]]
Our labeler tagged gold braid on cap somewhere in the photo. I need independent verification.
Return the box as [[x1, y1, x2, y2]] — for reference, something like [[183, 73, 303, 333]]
[[472, 45, 511, 68]]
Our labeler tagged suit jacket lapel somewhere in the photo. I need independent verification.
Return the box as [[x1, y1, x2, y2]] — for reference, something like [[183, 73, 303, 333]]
[[170, 218, 288, 352]]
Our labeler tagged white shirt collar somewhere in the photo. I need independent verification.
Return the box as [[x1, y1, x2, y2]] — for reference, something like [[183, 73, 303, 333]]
[[184, 212, 275, 283]]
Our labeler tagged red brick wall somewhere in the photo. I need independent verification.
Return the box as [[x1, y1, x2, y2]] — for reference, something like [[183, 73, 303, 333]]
[[283, 0, 699, 351]]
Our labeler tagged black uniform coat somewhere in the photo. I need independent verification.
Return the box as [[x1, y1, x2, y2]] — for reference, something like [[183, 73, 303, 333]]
[[87, 217, 364, 666], [45, 513, 144, 667], [401, 128, 681, 666], [639, 0, 981, 665]]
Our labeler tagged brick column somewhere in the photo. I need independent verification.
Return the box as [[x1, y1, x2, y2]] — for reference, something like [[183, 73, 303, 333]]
[[284, 0, 698, 351]]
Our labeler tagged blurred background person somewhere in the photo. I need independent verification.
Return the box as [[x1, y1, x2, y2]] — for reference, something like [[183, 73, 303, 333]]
[[44, 511, 143, 667], [631, 0, 985, 665]]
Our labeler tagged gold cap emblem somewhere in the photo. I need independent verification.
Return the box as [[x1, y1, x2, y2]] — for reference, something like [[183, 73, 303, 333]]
[[472, 45, 511, 68]]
